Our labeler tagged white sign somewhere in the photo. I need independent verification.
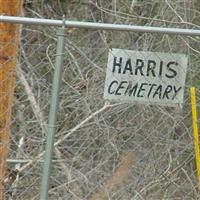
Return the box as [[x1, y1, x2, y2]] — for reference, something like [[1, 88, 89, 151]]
[[104, 48, 188, 106]]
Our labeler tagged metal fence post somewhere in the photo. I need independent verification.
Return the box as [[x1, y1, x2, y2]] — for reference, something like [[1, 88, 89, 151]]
[[39, 27, 65, 200]]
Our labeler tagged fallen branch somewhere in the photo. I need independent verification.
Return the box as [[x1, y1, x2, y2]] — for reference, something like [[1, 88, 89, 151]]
[[17, 63, 47, 136], [17, 63, 71, 174], [9, 137, 24, 199], [19, 101, 114, 172]]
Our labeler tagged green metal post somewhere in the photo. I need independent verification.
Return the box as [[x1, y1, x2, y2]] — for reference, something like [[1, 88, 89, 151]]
[[39, 28, 65, 200]]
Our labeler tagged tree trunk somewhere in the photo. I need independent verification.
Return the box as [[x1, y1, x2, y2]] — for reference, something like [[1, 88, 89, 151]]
[[0, 1, 23, 199]]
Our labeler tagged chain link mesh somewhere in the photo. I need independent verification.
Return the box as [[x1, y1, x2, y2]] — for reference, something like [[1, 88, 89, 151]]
[[1, 26, 198, 200], [1, 2, 200, 199]]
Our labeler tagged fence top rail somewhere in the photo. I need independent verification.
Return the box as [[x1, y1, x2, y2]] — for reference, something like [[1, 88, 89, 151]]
[[1, 15, 200, 36]]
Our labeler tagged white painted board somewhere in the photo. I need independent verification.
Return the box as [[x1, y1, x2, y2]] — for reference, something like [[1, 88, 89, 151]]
[[104, 48, 188, 106]]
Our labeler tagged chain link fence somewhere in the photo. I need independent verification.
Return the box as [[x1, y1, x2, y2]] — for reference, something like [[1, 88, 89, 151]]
[[1, 18, 200, 200]]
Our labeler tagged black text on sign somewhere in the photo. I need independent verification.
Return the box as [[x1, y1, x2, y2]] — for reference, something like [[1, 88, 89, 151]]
[[104, 49, 188, 106]]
